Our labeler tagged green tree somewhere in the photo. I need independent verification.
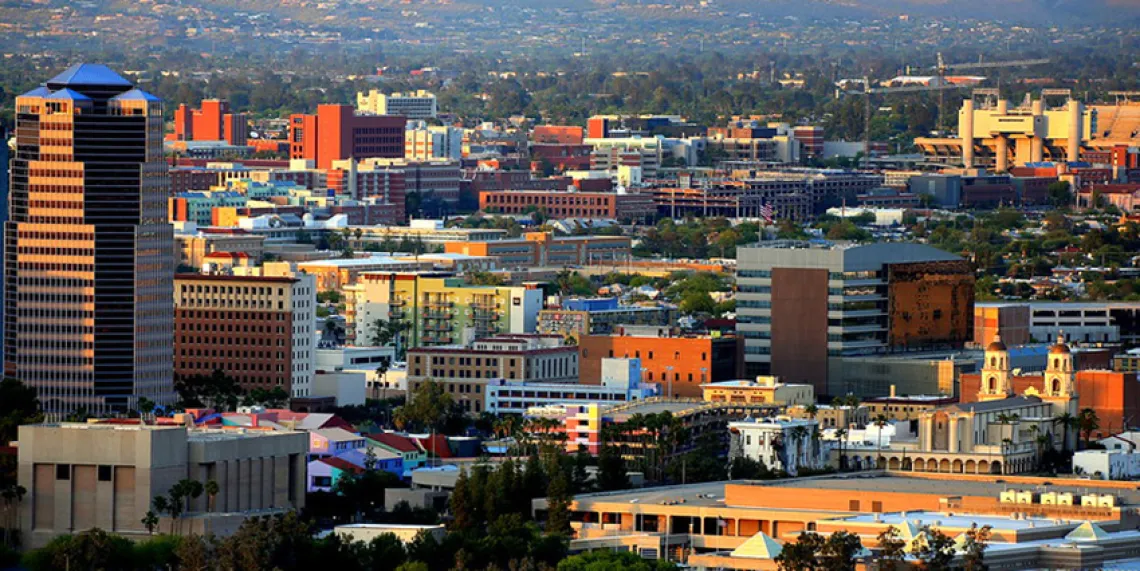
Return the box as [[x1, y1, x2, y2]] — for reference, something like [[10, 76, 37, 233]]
[[875, 525, 907, 571], [961, 524, 992, 571], [557, 549, 679, 570], [545, 469, 572, 536], [596, 445, 630, 491], [394, 381, 465, 433], [913, 526, 956, 571], [776, 531, 825, 571], [1078, 408, 1100, 448], [449, 468, 475, 531]]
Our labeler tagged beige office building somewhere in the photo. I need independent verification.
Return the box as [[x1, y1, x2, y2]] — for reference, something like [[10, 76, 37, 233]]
[[18, 423, 308, 548]]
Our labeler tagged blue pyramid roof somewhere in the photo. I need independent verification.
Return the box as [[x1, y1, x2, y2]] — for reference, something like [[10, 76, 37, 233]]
[[45, 88, 92, 101], [111, 88, 160, 102], [47, 63, 132, 88], [19, 86, 51, 98]]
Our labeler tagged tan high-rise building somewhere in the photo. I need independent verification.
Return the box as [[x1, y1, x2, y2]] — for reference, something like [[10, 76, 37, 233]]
[[3, 64, 175, 416]]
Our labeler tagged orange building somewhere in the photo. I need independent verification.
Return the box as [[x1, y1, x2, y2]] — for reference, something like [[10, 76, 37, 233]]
[[174, 99, 248, 146], [578, 327, 737, 397], [974, 303, 1031, 346], [288, 104, 405, 169], [532, 125, 585, 145], [960, 369, 1140, 438]]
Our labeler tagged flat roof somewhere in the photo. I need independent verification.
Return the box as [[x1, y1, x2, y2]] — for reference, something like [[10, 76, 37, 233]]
[[836, 510, 1073, 531]]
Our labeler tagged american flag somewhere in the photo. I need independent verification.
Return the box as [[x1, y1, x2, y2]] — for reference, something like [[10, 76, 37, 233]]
[[760, 201, 774, 224]]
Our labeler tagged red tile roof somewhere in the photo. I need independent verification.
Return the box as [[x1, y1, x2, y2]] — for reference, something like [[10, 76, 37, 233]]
[[366, 432, 420, 453], [416, 435, 453, 458], [320, 457, 364, 474]]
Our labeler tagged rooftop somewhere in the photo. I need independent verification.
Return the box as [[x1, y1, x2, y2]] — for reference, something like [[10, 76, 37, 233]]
[[47, 63, 132, 88]]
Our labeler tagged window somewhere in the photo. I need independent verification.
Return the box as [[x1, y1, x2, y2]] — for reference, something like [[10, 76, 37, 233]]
[[98, 465, 112, 482], [56, 464, 70, 480], [313, 476, 332, 487]]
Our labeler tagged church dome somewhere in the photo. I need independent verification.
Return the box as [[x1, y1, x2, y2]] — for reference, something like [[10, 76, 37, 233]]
[[986, 335, 1007, 352], [1049, 334, 1070, 354]]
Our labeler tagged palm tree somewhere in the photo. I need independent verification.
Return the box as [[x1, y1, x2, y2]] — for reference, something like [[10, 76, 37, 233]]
[[789, 425, 810, 475], [804, 404, 819, 420], [152, 495, 171, 534], [1078, 408, 1100, 449], [204, 480, 219, 513], [1, 484, 25, 547], [835, 428, 849, 471], [873, 414, 890, 469], [1053, 412, 1078, 452]]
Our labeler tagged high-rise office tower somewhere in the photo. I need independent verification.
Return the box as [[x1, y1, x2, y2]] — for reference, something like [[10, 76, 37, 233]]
[[3, 64, 175, 416]]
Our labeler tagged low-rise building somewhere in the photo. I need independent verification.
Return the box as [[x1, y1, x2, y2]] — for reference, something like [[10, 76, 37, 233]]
[[479, 190, 656, 222], [487, 358, 655, 415], [444, 231, 631, 268], [1072, 449, 1140, 480], [578, 326, 738, 397], [18, 423, 307, 548], [407, 336, 579, 414], [728, 416, 830, 476], [537, 297, 675, 339], [700, 377, 814, 407]]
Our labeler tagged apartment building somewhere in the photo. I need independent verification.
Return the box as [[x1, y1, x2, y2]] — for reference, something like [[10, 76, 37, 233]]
[[737, 241, 973, 397], [357, 89, 438, 120], [406, 336, 578, 413], [18, 423, 307, 548], [537, 297, 675, 339], [174, 273, 316, 398], [976, 301, 1140, 345], [444, 231, 631, 268], [345, 272, 542, 347]]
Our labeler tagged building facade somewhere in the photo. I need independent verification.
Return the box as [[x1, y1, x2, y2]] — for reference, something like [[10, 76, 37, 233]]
[[407, 336, 579, 414], [444, 231, 631, 268], [289, 105, 405, 169], [480, 190, 656, 221], [357, 90, 438, 120], [173, 99, 248, 146], [578, 326, 737, 396], [174, 273, 316, 398], [728, 417, 829, 476], [18, 422, 307, 548], [4, 64, 176, 416], [345, 272, 542, 347], [405, 125, 463, 161], [736, 241, 973, 398]]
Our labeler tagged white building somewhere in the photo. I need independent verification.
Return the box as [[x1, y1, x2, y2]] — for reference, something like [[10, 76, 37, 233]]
[[357, 89, 438, 119], [728, 416, 830, 476], [1072, 449, 1140, 480], [405, 124, 463, 160], [489, 358, 656, 415]]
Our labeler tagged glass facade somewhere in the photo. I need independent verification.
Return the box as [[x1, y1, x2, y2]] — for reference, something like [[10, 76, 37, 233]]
[[3, 64, 175, 416]]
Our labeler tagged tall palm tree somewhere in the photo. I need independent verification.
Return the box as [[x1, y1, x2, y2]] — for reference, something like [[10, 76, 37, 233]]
[[1078, 408, 1100, 449], [1053, 412, 1077, 452], [835, 428, 849, 471], [804, 404, 819, 420], [873, 414, 890, 469], [789, 425, 810, 475]]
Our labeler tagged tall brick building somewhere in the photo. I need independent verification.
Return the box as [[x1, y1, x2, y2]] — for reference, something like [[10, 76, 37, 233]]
[[174, 273, 316, 398], [289, 104, 404, 169]]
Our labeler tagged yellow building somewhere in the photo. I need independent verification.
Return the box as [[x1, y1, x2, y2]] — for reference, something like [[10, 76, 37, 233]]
[[700, 376, 814, 407], [345, 272, 544, 347]]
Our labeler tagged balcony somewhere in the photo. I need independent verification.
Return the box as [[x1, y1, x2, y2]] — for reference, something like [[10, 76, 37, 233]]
[[424, 310, 453, 320], [473, 312, 499, 321], [426, 300, 454, 308], [422, 335, 453, 344], [389, 309, 406, 319], [423, 322, 453, 332]]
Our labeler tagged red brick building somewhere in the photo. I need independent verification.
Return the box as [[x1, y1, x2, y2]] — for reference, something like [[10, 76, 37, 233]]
[[174, 99, 248, 146], [480, 190, 655, 221], [289, 105, 405, 169], [174, 274, 316, 397]]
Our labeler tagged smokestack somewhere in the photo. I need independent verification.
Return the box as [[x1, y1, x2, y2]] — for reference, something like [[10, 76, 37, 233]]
[[1030, 99, 1045, 164], [1068, 101, 1083, 163], [961, 99, 975, 168]]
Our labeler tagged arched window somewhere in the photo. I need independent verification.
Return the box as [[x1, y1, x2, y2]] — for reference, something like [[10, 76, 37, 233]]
[[1053, 358, 1059, 369], [988, 377, 997, 391], [1052, 379, 1061, 394], [990, 357, 996, 367]]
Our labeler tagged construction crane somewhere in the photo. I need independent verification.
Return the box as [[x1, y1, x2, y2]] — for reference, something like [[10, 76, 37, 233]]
[[932, 53, 1051, 131], [850, 77, 970, 169]]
